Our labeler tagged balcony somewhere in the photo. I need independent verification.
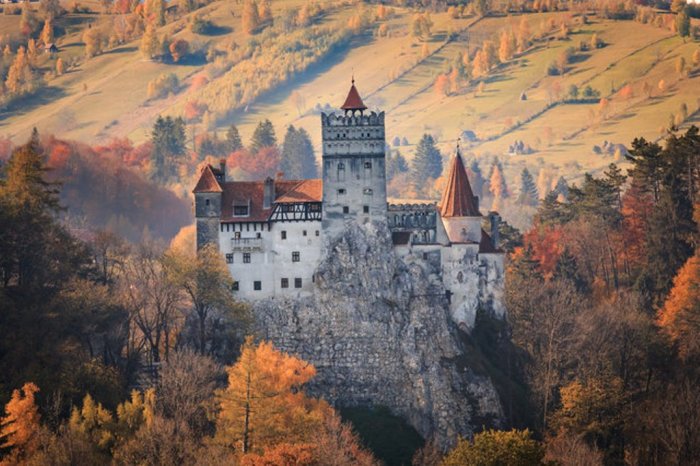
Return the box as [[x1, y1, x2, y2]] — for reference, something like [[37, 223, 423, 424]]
[[231, 237, 263, 251]]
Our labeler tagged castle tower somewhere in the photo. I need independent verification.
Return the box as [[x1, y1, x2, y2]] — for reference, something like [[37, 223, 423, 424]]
[[193, 165, 223, 250], [321, 79, 387, 239], [439, 147, 482, 243]]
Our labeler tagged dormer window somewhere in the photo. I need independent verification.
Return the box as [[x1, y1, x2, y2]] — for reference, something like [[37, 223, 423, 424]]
[[233, 200, 250, 217]]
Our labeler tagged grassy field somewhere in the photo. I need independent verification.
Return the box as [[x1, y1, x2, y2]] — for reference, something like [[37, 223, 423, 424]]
[[1, 3, 699, 195]]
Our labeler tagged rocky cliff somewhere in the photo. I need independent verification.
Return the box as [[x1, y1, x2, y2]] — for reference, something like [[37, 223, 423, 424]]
[[254, 222, 503, 447]]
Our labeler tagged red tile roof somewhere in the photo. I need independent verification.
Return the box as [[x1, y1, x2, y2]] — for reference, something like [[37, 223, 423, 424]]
[[192, 165, 223, 193], [275, 179, 323, 203], [439, 151, 481, 217], [220, 178, 322, 223], [341, 80, 367, 111]]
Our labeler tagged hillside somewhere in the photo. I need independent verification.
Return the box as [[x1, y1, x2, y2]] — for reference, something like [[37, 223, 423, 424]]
[[0, 1, 698, 198]]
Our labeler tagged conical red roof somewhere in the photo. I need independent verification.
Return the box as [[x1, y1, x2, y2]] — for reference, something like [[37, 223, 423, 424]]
[[193, 165, 223, 193], [341, 80, 367, 111], [439, 151, 481, 217]]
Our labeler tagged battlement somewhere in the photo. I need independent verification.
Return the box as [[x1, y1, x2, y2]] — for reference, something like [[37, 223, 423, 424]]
[[321, 111, 385, 127]]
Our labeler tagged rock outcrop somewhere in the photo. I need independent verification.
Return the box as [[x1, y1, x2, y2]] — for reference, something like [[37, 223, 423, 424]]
[[254, 222, 503, 447]]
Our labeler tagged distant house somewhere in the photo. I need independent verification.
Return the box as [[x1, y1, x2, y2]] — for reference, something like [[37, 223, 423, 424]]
[[44, 43, 58, 54], [460, 130, 478, 142]]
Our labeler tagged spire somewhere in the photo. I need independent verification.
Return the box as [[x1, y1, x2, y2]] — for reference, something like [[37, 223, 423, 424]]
[[341, 78, 367, 112], [193, 165, 223, 193], [439, 146, 481, 217]]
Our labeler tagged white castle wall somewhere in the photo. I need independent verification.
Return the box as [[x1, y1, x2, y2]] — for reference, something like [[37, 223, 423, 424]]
[[219, 221, 322, 301]]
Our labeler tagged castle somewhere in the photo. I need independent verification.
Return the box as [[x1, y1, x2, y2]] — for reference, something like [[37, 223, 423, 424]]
[[193, 80, 505, 329]]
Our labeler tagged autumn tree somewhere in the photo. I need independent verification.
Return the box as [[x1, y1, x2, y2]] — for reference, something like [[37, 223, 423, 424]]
[[216, 338, 330, 453], [55, 57, 64, 75], [83, 27, 103, 58], [411, 13, 432, 40], [442, 429, 546, 466], [0, 383, 42, 465], [657, 254, 700, 360], [676, 8, 690, 41], [166, 244, 248, 355], [242, 0, 260, 35], [498, 30, 515, 63], [169, 39, 189, 63], [40, 18, 54, 45], [140, 22, 160, 60], [144, 0, 165, 26], [489, 163, 508, 211], [4, 46, 33, 96]]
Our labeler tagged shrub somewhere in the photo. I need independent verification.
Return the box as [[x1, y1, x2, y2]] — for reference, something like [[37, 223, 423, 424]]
[[147, 73, 179, 99]]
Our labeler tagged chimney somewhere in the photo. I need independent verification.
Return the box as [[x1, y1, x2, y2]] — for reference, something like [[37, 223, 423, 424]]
[[489, 212, 500, 249], [219, 158, 226, 182], [263, 177, 275, 209]]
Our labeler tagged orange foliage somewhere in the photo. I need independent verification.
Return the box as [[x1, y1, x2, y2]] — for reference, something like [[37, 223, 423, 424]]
[[227, 147, 280, 180], [0, 382, 41, 464], [185, 100, 207, 121], [657, 254, 700, 359], [47, 140, 72, 169], [619, 84, 633, 100], [189, 74, 209, 92], [434, 74, 449, 96], [524, 226, 565, 278], [241, 443, 316, 466], [620, 183, 653, 272]]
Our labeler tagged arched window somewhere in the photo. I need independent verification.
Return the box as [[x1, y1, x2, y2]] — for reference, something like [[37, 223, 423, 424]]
[[457, 272, 464, 283]]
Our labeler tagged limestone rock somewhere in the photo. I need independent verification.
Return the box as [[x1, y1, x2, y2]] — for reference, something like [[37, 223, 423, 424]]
[[254, 221, 503, 447]]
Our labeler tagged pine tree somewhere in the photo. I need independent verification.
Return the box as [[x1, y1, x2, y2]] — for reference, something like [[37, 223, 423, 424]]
[[386, 150, 409, 181], [518, 167, 538, 206], [151, 116, 187, 183], [676, 8, 690, 41], [279, 125, 316, 179], [226, 124, 243, 153], [467, 159, 484, 197], [250, 119, 276, 153], [410, 134, 442, 195]]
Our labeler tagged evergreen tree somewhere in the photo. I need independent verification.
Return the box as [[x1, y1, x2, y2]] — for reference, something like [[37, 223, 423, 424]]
[[553, 176, 569, 199], [467, 160, 484, 198], [226, 124, 243, 153], [151, 116, 186, 183], [554, 248, 589, 293], [676, 8, 690, 41], [410, 134, 442, 194], [279, 125, 317, 179], [518, 167, 538, 206], [250, 119, 277, 154], [386, 149, 409, 181]]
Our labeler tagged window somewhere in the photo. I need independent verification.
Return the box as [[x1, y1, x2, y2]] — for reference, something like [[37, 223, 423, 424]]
[[292, 252, 300, 262], [225, 253, 234, 264], [256, 232, 261, 239], [233, 204, 249, 216], [315, 230, 320, 236], [363, 188, 373, 195], [234, 231, 241, 239], [281, 230, 287, 240], [281, 278, 289, 289], [205, 199, 210, 206], [343, 206, 349, 214], [254, 281, 261, 291], [303, 230, 307, 236], [243, 253, 251, 263], [364, 162, 372, 169], [294, 278, 302, 288], [337, 189, 346, 195], [363, 205, 370, 214], [232, 281, 239, 291], [337, 162, 345, 181]]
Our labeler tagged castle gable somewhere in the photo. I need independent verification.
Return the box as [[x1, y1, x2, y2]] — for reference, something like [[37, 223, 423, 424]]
[[220, 179, 322, 223]]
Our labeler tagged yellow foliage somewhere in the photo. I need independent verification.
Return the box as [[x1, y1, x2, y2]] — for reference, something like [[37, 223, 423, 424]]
[[0, 382, 41, 465], [216, 337, 331, 453], [657, 254, 700, 359]]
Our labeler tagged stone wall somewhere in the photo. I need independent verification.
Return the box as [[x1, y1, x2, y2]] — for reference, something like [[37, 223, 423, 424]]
[[253, 221, 503, 448]]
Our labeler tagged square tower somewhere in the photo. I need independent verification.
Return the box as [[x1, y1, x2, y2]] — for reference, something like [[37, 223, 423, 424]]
[[321, 80, 388, 239]]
